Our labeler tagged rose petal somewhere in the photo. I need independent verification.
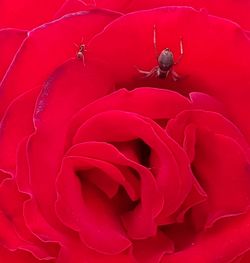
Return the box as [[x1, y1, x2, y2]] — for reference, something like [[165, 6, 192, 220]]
[[56, 240, 133, 263], [68, 87, 191, 142], [167, 109, 250, 226], [21, 59, 115, 244], [162, 212, 250, 263], [132, 231, 174, 263], [56, 156, 131, 254], [144, 119, 193, 223], [73, 110, 192, 227], [167, 110, 249, 153], [16, 137, 32, 193], [115, 0, 250, 30], [92, 0, 130, 12], [191, 130, 250, 228], [0, 88, 36, 173], [66, 142, 140, 200], [64, 141, 163, 239], [0, 246, 53, 263], [0, 0, 65, 29], [0, 179, 58, 260], [174, 176, 207, 223], [87, 7, 250, 142], [0, 29, 27, 82], [23, 197, 66, 243], [54, 0, 90, 18], [231, 250, 250, 263], [189, 92, 227, 115], [0, 9, 120, 117], [0, 170, 11, 183]]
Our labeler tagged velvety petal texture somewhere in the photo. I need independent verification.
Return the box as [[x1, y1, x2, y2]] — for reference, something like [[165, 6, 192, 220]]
[[0, 9, 120, 117], [0, 0, 249, 262], [0, 0, 65, 29]]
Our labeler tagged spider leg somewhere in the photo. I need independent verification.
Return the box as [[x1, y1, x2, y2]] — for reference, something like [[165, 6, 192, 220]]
[[136, 67, 150, 74], [153, 24, 159, 63], [82, 56, 86, 67], [171, 69, 181, 81], [164, 70, 170, 79], [137, 66, 158, 78], [174, 37, 184, 65]]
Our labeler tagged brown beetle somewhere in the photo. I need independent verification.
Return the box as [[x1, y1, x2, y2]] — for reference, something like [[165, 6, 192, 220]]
[[138, 25, 184, 81]]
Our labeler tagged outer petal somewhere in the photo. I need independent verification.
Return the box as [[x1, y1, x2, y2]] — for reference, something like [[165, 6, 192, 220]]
[[19, 59, 115, 245], [0, 88, 37, 173], [54, 0, 91, 18], [91, 0, 131, 12], [232, 250, 250, 263], [87, 7, 250, 142], [0, 29, 27, 82], [93, 0, 250, 30], [0, 246, 54, 263], [0, 0, 65, 29], [56, 240, 133, 263], [162, 212, 250, 263], [0, 9, 120, 118], [0, 179, 59, 260]]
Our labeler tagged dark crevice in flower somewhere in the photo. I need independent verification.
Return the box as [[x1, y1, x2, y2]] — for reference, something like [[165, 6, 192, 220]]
[[76, 168, 119, 198], [190, 162, 206, 192], [111, 186, 140, 215], [136, 139, 151, 167], [75, 167, 140, 214], [112, 139, 151, 168], [160, 210, 197, 252], [155, 118, 169, 128]]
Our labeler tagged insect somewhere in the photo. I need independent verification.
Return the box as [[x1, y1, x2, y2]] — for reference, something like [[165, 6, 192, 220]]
[[138, 25, 184, 81], [74, 40, 86, 65], [76, 44, 85, 60]]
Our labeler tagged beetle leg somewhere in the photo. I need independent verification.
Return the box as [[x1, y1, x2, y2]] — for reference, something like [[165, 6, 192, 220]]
[[174, 37, 184, 65]]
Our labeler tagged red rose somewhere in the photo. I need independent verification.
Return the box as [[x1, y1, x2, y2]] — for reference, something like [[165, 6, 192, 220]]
[[0, 1, 250, 263]]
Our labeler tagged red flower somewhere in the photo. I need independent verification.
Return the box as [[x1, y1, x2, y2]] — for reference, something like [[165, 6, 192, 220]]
[[0, 1, 250, 262]]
